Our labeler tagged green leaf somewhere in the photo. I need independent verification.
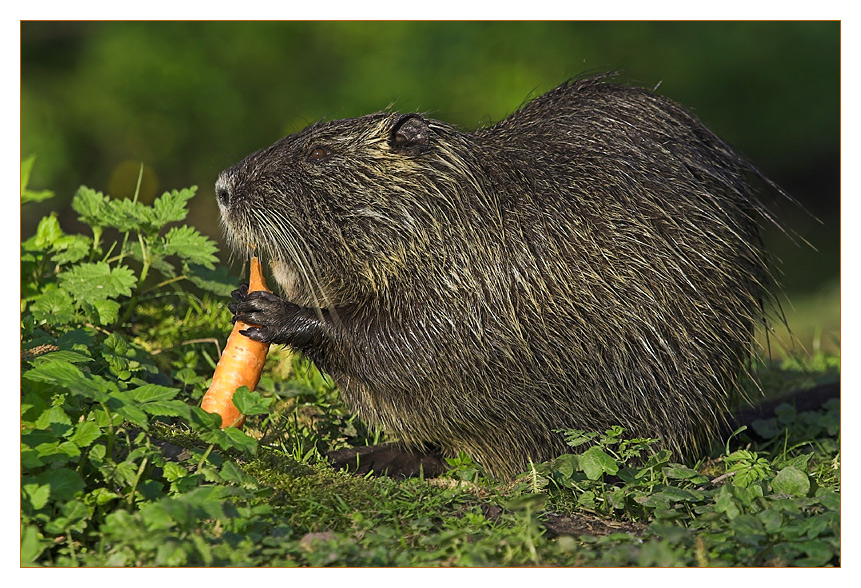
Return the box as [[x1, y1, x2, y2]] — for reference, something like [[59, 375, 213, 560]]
[[21, 156, 54, 204], [107, 393, 150, 429], [34, 404, 72, 430], [112, 460, 140, 487], [637, 539, 678, 567], [220, 461, 257, 486], [22, 429, 56, 450], [102, 197, 154, 232], [140, 400, 192, 419], [816, 488, 840, 512], [29, 287, 77, 326], [23, 213, 64, 251], [730, 514, 765, 543], [548, 453, 578, 479], [51, 234, 92, 265], [57, 328, 95, 350], [771, 466, 811, 497], [654, 486, 704, 503], [139, 486, 233, 534], [20, 524, 49, 566], [72, 185, 109, 222], [200, 426, 258, 454], [58, 261, 136, 302], [36, 467, 85, 503], [663, 465, 707, 483], [774, 403, 797, 424], [128, 384, 180, 403], [88, 443, 106, 464], [580, 446, 618, 480], [41, 500, 90, 536], [21, 187, 54, 205], [758, 507, 783, 534], [562, 429, 600, 448], [128, 385, 190, 419], [23, 360, 112, 402], [89, 487, 122, 506], [21, 449, 43, 469], [68, 421, 103, 448], [93, 299, 122, 326], [101, 332, 133, 377], [22, 482, 51, 510], [138, 479, 166, 501], [21, 154, 36, 193], [56, 440, 82, 459], [727, 453, 772, 488], [782, 453, 812, 471], [796, 539, 836, 566], [232, 387, 274, 416], [29, 349, 93, 365], [162, 225, 219, 269], [577, 490, 597, 510], [137, 501, 175, 531], [799, 513, 831, 539], [189, 406, 224, 432], [224, 427, 259, 453], [29, 440, 61, 465], [163, 462, 189, 482], [151, 187, 196, 228], [715, 485, 741, 520], [62, 499, 93, 525]]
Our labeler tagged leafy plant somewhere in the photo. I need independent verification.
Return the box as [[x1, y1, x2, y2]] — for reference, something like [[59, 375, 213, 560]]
[[20, 161, 262, 565], [20, 160, 840, 567], [533, 405, 840, 566]]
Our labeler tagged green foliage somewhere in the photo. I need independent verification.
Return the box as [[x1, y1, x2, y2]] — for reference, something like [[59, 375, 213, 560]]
[[531, 405, 840, 566], [20, 166, 261, 566], [22, 155, 54, 204], [22, 161, 229, 342], [20, 163, 839, 567]]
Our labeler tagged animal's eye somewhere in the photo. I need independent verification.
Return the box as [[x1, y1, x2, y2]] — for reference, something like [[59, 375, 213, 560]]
[[308, 146, 333, 161]]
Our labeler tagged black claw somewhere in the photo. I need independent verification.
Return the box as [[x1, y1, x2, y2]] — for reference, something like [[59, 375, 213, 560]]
[[231, 282, 250, 301], [240, 327, 270, 343]]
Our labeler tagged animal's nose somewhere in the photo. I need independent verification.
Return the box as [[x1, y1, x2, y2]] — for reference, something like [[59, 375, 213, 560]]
[[215, 175, 232, 208]]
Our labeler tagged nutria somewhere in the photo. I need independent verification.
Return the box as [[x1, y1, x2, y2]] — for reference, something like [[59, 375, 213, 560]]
[[216, 75, 788, 478]]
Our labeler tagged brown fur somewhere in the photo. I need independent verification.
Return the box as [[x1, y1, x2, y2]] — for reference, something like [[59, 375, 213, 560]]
[[216, 75, 786, 478]]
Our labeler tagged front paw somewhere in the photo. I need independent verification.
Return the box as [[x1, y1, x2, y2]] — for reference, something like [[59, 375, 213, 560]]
[[229, 290, 294, 344]]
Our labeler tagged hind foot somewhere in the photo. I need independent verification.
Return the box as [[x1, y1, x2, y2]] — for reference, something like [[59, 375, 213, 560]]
[[325, 443, 447, 479]]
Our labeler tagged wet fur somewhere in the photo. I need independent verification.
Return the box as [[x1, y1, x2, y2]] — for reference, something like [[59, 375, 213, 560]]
[[216, 76, 784, 478]]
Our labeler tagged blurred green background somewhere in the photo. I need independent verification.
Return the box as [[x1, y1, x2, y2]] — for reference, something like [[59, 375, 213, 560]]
[[20, 21, 839, 355]]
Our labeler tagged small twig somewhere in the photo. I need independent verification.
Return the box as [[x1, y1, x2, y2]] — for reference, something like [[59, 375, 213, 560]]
[[20, 344, 60, 361], [181, 337, 223, 358], [710, 470, 737, 485], [150, 337, 223, 358]]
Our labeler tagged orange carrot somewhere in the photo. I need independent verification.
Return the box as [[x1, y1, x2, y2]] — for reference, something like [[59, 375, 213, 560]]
[[201, 256, 271, 428]]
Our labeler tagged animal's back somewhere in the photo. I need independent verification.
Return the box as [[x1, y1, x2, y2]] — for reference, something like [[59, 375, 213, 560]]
[[423, 78, 776, 471]]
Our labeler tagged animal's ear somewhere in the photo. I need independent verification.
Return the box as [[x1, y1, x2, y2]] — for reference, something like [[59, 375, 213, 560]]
[[389, 114, 431, 155]]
